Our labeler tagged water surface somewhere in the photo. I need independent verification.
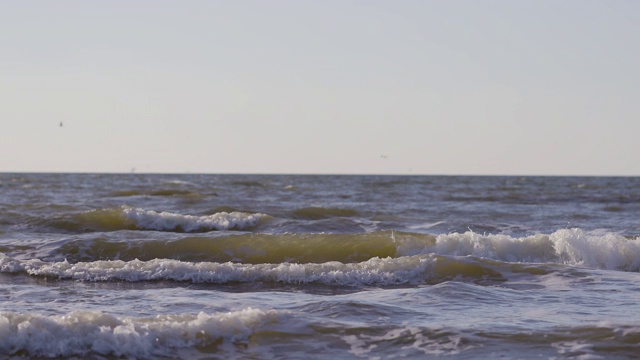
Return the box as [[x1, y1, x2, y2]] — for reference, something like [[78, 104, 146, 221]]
[[1, 174, 639, 358]]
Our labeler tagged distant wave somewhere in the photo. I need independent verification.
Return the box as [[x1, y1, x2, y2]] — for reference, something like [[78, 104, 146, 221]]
[[121, 207, 267, 232], [71, 207, 268, 233], [110, 189, 204, 198]]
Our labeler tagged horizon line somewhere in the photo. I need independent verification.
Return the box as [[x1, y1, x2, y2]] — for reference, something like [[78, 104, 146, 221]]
[[0, 171, 637, 178]]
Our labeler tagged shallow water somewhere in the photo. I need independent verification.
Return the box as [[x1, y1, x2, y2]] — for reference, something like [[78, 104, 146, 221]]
[[1, 173, 639, 358]]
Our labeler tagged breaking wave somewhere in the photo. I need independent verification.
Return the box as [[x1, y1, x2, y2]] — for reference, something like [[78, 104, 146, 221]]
[[415, 228, 640, 271], [0, 308, 286, 359], [1, 254, 444, 285]]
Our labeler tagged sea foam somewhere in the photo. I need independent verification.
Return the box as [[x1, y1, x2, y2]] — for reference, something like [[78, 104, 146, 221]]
[[0, 308, 284, 358], [1, 254, 437, 285], [397, 229, 640, 271]]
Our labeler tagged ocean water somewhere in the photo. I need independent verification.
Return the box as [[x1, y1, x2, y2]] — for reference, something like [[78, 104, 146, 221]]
[[1, 173, 640, 359]]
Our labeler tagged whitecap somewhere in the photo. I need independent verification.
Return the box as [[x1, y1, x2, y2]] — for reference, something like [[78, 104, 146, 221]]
[[122, 207, 267, 232], [396, 229, 640, 271], [0, 308, 286, 359], [1, 254, 438, 286]]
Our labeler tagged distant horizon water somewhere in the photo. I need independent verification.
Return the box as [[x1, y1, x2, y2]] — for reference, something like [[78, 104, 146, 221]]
[[2, 170, 639, 177]]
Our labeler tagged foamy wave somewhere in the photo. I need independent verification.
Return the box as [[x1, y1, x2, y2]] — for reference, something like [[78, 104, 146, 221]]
[[0, 308, 284, 358], [121, 207, 266, 232], [343, 326, 473, 357], [1, 254, 437, 286], [397, 229, 640, 271], [69, 207, 269, 232]]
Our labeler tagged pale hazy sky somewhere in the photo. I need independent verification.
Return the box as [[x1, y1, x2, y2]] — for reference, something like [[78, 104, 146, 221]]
[[1, 1, 638, 175]]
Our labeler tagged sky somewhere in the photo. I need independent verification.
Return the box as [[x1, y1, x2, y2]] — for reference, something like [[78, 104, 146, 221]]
[[1, 0, 639, 175]]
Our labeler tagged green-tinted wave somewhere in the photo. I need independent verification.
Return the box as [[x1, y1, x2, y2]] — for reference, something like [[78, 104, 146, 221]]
[[51, 231, 405, 264]]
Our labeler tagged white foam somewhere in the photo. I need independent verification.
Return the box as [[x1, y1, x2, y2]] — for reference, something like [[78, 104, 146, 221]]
[[550, 229, 640, 270], [551, 340, 599, 359], [397, 229, 640, 271], [1, 254, 437, 286], [0, 308, 285, 358], [432, 231, 558, 263], [161, 179, 193, 186], [0, 253, 23, 273], [407, 221, 447, 230], [343, 326, 472, 358], [122, 207, 267, 232]]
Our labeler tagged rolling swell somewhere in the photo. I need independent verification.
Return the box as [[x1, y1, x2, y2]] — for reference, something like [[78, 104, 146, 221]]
[[13, 228, 640, 271], [3, 229, 640, 287], [50, 232, 402, 264]]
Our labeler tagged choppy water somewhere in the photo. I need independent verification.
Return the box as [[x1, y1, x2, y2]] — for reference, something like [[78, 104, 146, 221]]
[[1, 173, 640, 359]]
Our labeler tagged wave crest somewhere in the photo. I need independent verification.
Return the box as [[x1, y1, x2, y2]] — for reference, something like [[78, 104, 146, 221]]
[[75, 207, 267, 232], [2, 254, 440, 285], [425, 229, 640, 271]]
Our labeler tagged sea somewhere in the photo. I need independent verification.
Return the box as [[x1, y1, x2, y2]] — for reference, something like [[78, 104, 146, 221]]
[[1, 173, 639, 359]]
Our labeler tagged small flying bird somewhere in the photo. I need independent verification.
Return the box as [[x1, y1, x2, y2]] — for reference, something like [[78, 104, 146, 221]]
[[59, 122, 63, 127]]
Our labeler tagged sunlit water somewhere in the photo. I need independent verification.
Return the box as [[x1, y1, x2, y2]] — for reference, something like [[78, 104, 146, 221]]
[[1, 174, 639, 359]]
